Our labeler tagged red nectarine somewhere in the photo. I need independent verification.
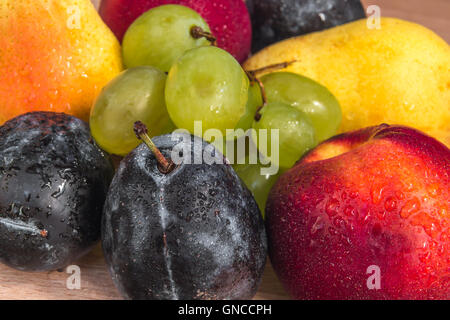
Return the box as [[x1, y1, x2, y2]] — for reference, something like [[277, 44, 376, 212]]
[[266, 124, 449, 299]]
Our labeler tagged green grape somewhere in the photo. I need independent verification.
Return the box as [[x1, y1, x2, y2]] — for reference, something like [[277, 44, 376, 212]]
[[165, 46, 249, 138], [90, 66, 175, 156], [234, 81, 263, 133], [252, 101, 316, 169], [261, 72, 342, 142], [233, 161, 283, 217], [122, 5, 212, 72], [224, 82, 262, 142], [215, 131, 255, 165]]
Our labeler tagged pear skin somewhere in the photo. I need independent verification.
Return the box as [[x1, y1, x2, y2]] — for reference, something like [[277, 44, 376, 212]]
[[244, 18, 450, 146], [0, 0, 123, 124]]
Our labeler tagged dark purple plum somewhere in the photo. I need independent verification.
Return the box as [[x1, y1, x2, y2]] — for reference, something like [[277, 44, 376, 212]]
[[102, 132, 267, 300], [247, 0, 366, 52], [0, 112, 114, 271]]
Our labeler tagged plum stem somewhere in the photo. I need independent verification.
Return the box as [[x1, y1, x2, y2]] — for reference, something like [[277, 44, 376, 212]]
[[134, 121, 175, 174], [190, 26, 217, 46], [246, 60, 298, 122]]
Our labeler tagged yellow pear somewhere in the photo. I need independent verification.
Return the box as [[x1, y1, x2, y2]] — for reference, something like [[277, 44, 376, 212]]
[[0, 0, 123, 124], [244, 18, 450, 146]]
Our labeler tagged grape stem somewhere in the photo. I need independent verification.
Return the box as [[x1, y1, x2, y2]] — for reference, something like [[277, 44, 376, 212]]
[[134, 121, 175, 174], [246, 60, 298, 122], [190, 26, 217, 46], [246, 71, 267, 122], [247, 60, 298, 76]]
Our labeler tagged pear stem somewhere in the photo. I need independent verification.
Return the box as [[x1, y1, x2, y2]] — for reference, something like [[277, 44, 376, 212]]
[[190, 26, 217, 46], [134, 121, 175, 174]]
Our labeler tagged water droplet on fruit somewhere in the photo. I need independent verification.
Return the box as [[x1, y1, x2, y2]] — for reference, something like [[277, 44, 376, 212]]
[[349, 191, 359, 199], [384, 197, 397, 212], [308, 239, 318, 249], [24, 191, 31, 202], [310, 216, 325, 235], [344, 206, 357, 218], [400, 197, 420, 218], [438, 207, 447, 218], [377, 211, 387, 219], [328, 227, 338, 235], [371, 185, 384, 204], [51, 180, 66, 199], [395, 191, 405, 200], [325, 198, 340, 217], [333, 216, 346, 229], [410, 212, 441, 239], [437, 243, 445, 256], [427, 183, 439, 197]]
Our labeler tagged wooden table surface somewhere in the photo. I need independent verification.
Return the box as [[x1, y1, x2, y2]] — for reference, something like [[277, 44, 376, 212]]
[[0, 0, 448, 300]]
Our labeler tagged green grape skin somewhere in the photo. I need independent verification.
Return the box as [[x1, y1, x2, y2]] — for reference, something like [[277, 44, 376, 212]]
[[212, 129, 254, 165], [90, 66, 175, 156], [252, 101, 316, 169], [122, 5, 212, 72], [234, 81, 263, 134], [261, 72, 342, 142], [233, 161, 284, 218], [224, 82, 262, 143], [165, 46, 249, 138]]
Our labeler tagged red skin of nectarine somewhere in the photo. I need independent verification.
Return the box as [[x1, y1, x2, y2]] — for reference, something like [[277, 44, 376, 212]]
[[99, 0, 252, 63], [266, 124, 449, 299]]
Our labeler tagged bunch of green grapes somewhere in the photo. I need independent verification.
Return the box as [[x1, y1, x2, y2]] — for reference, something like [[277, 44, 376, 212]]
[[89, 4, 342, 217], [234, 71, 342, 213], [249, 71, 342, 170], [91, 5, 251, 156]]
